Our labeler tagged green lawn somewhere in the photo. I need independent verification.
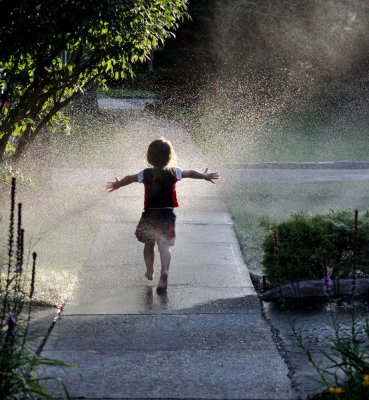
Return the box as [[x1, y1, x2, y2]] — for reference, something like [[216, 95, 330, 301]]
[[167, 106, 369, 163], [50, 113, 126, 168]]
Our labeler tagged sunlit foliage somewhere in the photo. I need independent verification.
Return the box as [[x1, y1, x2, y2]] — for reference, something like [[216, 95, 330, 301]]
[[0, 0, 188, 165]]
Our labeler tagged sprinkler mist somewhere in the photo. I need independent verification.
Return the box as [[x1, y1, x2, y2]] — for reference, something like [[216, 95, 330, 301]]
[[169, 0, 369, 165], [1, 0, 369, 286]]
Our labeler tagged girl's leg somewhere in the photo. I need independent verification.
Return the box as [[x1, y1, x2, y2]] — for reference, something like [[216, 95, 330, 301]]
[[144, 241, 155, 280], [157, 238, 171, 292]]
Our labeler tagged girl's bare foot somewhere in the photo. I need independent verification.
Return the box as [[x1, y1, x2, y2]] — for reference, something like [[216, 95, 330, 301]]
[[156, 272, 168, 293], [145, 270, 154, 280]]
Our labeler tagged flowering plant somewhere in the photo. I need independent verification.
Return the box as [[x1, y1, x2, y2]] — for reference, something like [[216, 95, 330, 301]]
[[291, 280, 369, 400], [0, 178, 69, 399]]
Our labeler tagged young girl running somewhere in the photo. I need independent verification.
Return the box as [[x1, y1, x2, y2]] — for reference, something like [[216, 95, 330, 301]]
[[106, 138, 219, 293]]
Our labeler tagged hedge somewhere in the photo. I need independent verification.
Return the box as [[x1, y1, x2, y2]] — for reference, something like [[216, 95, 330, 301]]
[[262, 210, 369, 287]]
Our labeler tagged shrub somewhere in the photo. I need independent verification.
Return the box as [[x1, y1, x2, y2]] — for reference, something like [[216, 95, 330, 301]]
[[262, 210, 369, 286]]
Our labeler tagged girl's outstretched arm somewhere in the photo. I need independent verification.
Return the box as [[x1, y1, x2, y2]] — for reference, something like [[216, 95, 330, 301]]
[[182, 168, 219, 183], [106, 174, 138, 192]]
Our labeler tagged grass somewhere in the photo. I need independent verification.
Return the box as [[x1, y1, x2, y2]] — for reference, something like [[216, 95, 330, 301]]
[[222, 181, 369, 276], [165, 106, 369, 163], [0, 267, 77, 308], [51, 112, 126, 168], [29, 268, 77, 307]]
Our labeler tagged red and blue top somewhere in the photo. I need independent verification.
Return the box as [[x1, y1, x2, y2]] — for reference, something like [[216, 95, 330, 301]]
[[137, 167, 183, 209]]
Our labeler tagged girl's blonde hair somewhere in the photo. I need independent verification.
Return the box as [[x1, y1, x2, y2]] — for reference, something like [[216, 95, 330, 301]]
[[145, 138, 177, 169]]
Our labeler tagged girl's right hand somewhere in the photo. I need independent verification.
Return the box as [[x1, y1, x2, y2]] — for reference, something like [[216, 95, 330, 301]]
[[106, 178, 120, 192], [204, 168, 219, 183]]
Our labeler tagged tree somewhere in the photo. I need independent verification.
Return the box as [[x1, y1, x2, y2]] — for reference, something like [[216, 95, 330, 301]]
[[0, 0, 188, 165]]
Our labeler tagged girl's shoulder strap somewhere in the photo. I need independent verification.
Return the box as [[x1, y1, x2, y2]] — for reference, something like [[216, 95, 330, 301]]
[[144, 167, 162, 182]]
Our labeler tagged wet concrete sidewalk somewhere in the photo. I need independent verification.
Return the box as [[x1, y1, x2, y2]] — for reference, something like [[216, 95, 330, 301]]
[[42, 110, 297, 399]]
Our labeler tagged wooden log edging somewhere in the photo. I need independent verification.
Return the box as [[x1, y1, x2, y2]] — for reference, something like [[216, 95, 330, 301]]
[[260, 278, 369, 302]]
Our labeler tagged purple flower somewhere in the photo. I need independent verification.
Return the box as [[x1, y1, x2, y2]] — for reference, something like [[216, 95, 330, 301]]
[[322, 275, 334, 293], [4, 313, 16, 338], [4, 313, 16, 326]]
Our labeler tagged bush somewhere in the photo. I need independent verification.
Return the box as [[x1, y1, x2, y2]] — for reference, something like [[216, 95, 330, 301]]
[[262, 210, 369, 286]]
